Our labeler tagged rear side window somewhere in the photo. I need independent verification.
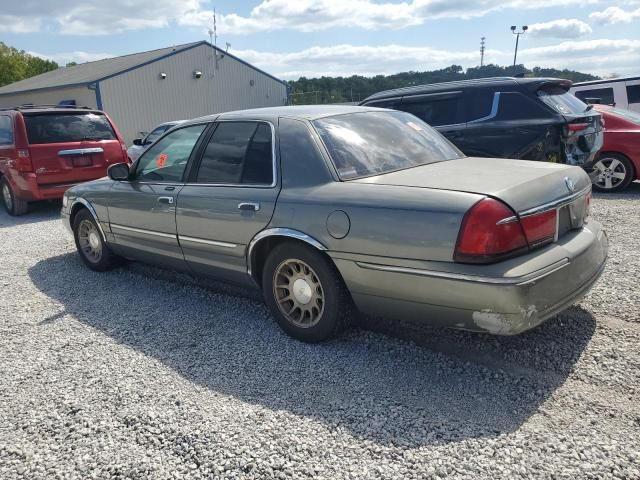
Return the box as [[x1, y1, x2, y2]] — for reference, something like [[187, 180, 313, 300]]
[[24, 113, 117, 144], [497, 92, 550, 120], [0, 115, 13, 145], [195, 122, 273, 185], [573, 88, 615, 106], [538, 86, 590, 114], [399, 96, 461, 126], [465, 90, 496, 122], [626, 85, 640, 104]]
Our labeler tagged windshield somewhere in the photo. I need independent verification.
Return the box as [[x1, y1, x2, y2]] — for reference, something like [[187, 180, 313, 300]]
[[312, 111, 464, 180], [537, 86, 589, 115], [24, 113, 116, 144], [608, 107, 640, 125]]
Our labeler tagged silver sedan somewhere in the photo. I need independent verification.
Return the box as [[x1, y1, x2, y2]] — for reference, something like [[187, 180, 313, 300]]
[[62, 106, 608, 342]]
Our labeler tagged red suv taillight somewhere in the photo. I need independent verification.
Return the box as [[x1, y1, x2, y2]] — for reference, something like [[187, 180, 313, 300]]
[[454, 198, 558, 264], [16, 149, 34, 173]]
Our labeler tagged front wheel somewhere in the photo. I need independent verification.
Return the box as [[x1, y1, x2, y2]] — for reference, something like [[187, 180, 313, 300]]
[[72, 209, 122, 271], [262, 242, 352, 343], [592, 154, 635, 192]]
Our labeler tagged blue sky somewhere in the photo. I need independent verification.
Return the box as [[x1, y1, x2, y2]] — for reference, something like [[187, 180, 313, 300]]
[[1, 0, 639, 79]]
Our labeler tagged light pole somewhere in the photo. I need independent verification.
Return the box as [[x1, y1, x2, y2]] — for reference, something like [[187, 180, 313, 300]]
[[510, 25, 528, 67]]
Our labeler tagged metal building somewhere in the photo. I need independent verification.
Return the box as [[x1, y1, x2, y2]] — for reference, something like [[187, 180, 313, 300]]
[[0, 41, 288, 143]]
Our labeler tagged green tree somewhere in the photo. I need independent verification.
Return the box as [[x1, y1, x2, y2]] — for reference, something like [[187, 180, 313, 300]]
[[0, 42, 58, 88], [288, 64, 600, 105]]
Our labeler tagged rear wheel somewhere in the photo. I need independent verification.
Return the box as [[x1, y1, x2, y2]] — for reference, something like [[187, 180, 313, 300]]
[[1, 178, 29, 216], [262, 242, 352, 343], [592, 153, 635, 192], [72, 209, 121, 271]]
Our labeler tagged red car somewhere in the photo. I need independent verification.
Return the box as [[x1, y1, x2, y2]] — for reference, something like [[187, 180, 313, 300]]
[[592, 104, 640, 192], [0, 105, 128, 215]]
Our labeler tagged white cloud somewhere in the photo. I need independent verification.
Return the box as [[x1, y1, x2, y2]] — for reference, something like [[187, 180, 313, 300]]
[[2, 0, 203, 35], [180, 0, 592, 34], [28, 51, 114, 65], [0, 15, 42, 33], [527, 19, 592, 38], [234, 44, 499, 79], [229, 38, 640, 80], [589, 6, 640, 25], [519, 39, 640, 76]]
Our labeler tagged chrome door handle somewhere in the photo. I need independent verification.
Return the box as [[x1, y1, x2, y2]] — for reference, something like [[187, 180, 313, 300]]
[[157, 196, 174, 204], [238, 202, 260, 211]]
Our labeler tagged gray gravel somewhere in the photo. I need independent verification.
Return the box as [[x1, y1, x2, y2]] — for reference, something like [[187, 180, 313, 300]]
[[1, 185, 639, 480]]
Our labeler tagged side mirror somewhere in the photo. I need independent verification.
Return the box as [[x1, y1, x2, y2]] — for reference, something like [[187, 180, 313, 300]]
[[133, 138, 143, 146], [108, 162, 130, 181]]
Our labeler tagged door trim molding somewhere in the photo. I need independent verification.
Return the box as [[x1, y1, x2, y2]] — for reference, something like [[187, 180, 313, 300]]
[[178, 235, 237, 248], [110, 223, 176, 239]]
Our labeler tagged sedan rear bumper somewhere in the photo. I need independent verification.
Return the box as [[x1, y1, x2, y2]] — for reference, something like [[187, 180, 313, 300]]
[[331, 220, 608, 335]]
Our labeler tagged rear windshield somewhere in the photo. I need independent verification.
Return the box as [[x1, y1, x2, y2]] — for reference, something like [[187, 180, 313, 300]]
[[312, 111, 464, 180], [24, 113, 116, 144], [537, 86, 589, 115], [608, 107, 640, 125]]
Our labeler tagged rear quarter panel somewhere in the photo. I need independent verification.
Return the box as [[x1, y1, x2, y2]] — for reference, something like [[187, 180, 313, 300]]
[[268, 181, 482, 262]]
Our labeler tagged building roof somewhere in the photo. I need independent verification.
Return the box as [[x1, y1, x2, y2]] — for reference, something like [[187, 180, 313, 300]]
[[0, 41, 285, 96], [360, 76, 568, 103]]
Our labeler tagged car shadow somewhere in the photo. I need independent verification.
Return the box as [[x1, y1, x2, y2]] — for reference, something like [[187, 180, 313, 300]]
[[0, 200, 62, 228], [593, 180, 640, 199], [29, 253, 596, 447]]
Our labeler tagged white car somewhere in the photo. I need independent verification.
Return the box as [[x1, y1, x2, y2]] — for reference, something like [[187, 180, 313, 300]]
[[126, 120, 186, 162]]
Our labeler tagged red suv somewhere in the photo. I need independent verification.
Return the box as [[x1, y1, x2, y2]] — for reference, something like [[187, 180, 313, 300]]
[[0, 105, 128, 215]]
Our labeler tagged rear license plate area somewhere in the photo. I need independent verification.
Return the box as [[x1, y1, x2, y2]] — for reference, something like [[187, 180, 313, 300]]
[[557, 194, 587, 238], [72, 156, 92, 167]]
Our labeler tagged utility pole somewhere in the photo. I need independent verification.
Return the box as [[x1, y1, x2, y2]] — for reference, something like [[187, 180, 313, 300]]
[[213, 9, 218, 69], [510, 25, 528, 67], [480, 37, 486, 67]]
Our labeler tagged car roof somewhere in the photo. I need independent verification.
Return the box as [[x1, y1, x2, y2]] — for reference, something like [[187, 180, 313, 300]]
[[0, 106, 104, 115], [186, 105, 387, 125], [361, 76, 570, 103]]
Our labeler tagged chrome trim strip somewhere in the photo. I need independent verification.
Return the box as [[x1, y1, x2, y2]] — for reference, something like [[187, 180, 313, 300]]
[[179, 235, 237, 248], [246, 228, 327, 278], [58, 147, 104, 156], [496, 215, 518, 225], [110, 223, 176, 239], [70, 198, 106, 241], [519, 185, 591, 217], [467, 92, 500, 124], [355, 258, 570, 286]]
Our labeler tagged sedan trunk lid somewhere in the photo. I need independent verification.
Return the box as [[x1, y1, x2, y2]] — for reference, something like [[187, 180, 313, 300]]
[[352, 157, 591, 214]]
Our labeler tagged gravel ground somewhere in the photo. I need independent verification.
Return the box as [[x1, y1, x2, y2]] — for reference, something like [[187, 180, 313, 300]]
[[1, 185, 639, 479]]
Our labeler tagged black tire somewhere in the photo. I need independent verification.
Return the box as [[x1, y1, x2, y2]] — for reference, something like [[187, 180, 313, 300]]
[[72, 209, 122, 271], [262, 242, 353, 343], [1, 177, 29, 216], [592, 153, 635, 192]]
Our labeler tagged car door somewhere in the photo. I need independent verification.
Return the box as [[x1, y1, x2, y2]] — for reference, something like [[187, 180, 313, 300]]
[[107, 123, 209, 269], [176, 120, 279, 284]]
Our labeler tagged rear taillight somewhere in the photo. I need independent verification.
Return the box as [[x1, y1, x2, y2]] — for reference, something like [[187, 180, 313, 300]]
[[455, 198, 561, 264], [454, 198, 528, 263], [16, 149, 34, 173], [520, 210, 557, 248], [567, 123, 588, 134]]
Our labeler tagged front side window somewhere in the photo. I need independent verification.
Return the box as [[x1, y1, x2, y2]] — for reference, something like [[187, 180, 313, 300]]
[[573, 88, 615, 107], [23, 113, 116, 144], [0, 115, 13, 145], [144, 125, 170, 145], [134, 124, 206, 182], [626, 84, 640, 104], [195, 121, 273, 185], [313, 111, 464, 180]]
